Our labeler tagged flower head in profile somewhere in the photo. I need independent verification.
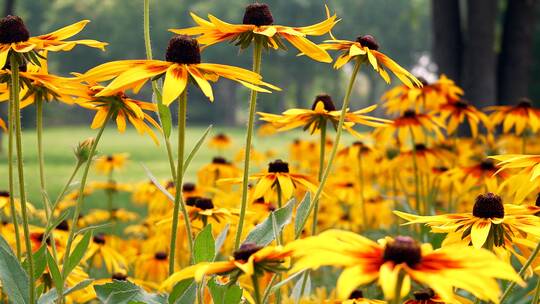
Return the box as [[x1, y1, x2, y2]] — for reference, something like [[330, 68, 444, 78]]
[[437, 99, 490, 138], [375, 110, 445, 145], [94, 153, 129, 175], [161, 242, 292, 290], [321, 35, 422, 88], [0, 15, 106, 68], [289, 230, 522, 303], [208, 133, 232, 150], [259, 94, 389, 135], [394, 193, 540, 251], [82, 35, 278, 105], [77, 84, 161, 144], [486, 97, 540, 135], [170, 3, 338, 62]]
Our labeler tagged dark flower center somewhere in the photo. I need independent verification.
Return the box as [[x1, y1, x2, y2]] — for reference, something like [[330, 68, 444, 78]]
[[215, 133, 228, 140], [403, 110, 417, 118], [382, 236, 422, 267], [112, 272, 128, 281], [186, 196, 202, 207], [56, 220, 69, 231], [433, 166, 448, 173], [0, 16, 30, 44], [416, 76, 429, 86], [356, 35, 379, 50], [212, 156, 228, 164], [165, 180, 175, 189], [268, 159, 289, 173], [195, 197, 214, 210], [233, 242, 263, 261], [154, 251, 168, 260], [344, 182, 354, 188], [414, 143, 427, 151], [93, 234, 106, 245], [106, 155, 114, 161], [472, 193, 504, 218], [292, 138, 301, 145], [413, 289, 435, 300], [348, 289, 364, 299], [243, 3, 274, 26], [454, 99, 469, 109], [536, 193, 540, 207], [311, 94, 336, 111], [479, 159, 496, 171], [165, 35, 201, 64], [33, 233, 51, 245], [0, 191, 9, 197], [182, 182, 196, 192], [254, 197, 266, 204], [517, 97, 532, 108]]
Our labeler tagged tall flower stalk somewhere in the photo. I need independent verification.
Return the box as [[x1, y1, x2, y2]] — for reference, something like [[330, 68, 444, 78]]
[[234, 38, 263, 250]]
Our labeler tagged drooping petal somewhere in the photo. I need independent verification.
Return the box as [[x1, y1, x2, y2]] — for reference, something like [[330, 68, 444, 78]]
[[162, 65, 188, 106]]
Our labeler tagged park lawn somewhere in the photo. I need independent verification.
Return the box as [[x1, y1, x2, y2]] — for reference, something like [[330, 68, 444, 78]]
[[0, 125, 319, 211]]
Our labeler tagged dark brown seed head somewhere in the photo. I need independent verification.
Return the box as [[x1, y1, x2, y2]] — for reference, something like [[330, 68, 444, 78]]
[[0, 16, 30, 44], [112, 272, 128, 281], [311, 94, 336, 111], [186, 196, 202, 207], [454, 99, 469, 109], [356, 35, 379, 50], [93, 234, 106, 245], [403, 109, 417, 118], [479, 159, 496, 171], [382, 236, 422, 267], [106, 155, 114, 161], [472, 193, 504, 219], [517, 97, 532, 108], [212, 156, 228, 164], [56, 220, 69, 231], [416, 76, 429, 86], [414, 143, 427, 151], [0, 191, 9, 197], [268, 159, 289, 173], [243, 3, 274, 26], [195, 197, 214, 210], [154, 251, 168, 260], [348, 289, 363, 299], [165, 35, 201, 64], [233, 242, 263, 261], [413, 289, 435, 300], [182, 182, 196, 192]]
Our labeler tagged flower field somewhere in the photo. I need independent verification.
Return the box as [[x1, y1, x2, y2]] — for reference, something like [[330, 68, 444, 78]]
[[1, 2, 540, 304]]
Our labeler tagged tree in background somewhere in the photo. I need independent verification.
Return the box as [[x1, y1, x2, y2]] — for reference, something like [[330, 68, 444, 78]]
[[432, 0, 539, 107]]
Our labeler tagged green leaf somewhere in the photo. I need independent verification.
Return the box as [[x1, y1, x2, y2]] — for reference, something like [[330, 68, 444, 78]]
[[157, 103, 172, 138], [291, 273, 311, 302], [208, 278, 242, 304], [0, 235, 30, 304], [38, 279, 94, 304], [270, 270, 304, 294], [244, 198, 295, 246], [43, 210, 69, 237], [168, 279, 196, 304], [94, 280, 167, 304], [65, 230, 93, 276], [26, 244, 47, 281], [214, 224, 229, 257], [194, 224, 215, 263], [183, 125, 212, 175], [46, 249, 63, 295], [294, 192, 311, 237]]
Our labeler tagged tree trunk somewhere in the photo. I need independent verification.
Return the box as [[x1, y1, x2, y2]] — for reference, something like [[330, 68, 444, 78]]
[[497, 0, 538, 105], [462, 0, 498, 108], [431, 0, 463, 83]]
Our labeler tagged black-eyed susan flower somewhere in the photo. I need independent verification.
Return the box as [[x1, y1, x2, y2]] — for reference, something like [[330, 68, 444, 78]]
[[491, 154, 540, 203], [134, 251, 171, 283], [403, 288, 471, 304], [394, 193, 540, 251], [93, 153, 129, 175], [437, 99, 490, 138], [77, 84, 161, 144], [84, 234, 128, 273], [170, 3, 337, 62], [0, 15, 106, 68], [486, 97, 540, 136], [208, 133, 232, 150], [289, 230, 522, 303], [82, 35, 277, 105], [161, 242, 292, 289], [321, 35, 422, 88], [259, 94, 389, 135], [197, 157, 241, 191], [375, 110, 445, 145]]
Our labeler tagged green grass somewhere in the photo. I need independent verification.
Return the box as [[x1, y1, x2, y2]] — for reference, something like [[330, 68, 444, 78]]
[[0, 125, 311, 207]]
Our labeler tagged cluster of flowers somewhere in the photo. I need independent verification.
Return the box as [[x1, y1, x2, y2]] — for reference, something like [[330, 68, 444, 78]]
[[2, 2, 540, 304]]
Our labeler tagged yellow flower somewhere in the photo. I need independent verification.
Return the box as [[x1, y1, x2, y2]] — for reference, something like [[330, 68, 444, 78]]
[[170, 3, 337, 62], [0, 116, 6, 132], [437, 100, 491, 138], [84, 234, 128, 273], [77, 84, 162, 144], [82, 35, 277, 105], [486, 98, 540, 135], [197, 157, 241, 191], [161, 242, 292, 290], [208, 133, 232, 150], [93, 153, 129, 175], [0, 16, 106, 68], [394, 193, 540, 250], [134, 251, 171, 284], [490, 154, 540, 203], [289, 230, 522, 303], [375, 110, 445, 145], [321, 35, 421, 88], [259, 94, 388, 135]]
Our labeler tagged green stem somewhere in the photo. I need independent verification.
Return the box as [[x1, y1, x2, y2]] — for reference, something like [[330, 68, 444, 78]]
[[11, 54, 35, 304], [234, 38, 263, 250], [143, 0, 177, 181], [51, 163, 82, 212], [251, 273, 262, 304], [390, 270, 406, 304], [36, 96, 60, 263], [169, 89, 193, 273], [295, 58, 362, 239], [500, 242, 540, 303], [7, 75, 21, 260], [532, 277, 540, 304], [61, 111, 111, 287], [310, 122, 326, 235]]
